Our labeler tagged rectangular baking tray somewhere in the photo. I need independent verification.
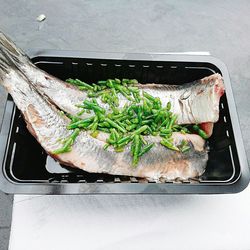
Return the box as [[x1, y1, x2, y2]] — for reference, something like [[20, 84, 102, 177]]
[[0, 51, 249, 194]]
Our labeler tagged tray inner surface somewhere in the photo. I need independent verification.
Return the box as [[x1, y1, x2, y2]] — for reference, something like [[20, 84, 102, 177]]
[[3, 57, 241, 184]]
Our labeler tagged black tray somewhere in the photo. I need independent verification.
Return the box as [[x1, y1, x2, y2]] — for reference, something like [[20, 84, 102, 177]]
[[0, 51, 249, 194]]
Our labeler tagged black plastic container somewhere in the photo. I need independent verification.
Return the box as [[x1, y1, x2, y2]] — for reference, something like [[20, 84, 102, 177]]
[[0, 51, 249, 194]]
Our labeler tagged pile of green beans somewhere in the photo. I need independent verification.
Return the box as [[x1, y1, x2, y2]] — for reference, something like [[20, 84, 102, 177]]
[[53, 78, 208, 166]]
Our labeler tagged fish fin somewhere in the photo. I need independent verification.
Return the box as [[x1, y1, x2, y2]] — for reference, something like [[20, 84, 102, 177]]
[[0, 53, 11, 79], [0, 32, 27, 59], [0, 31, 29, 76]]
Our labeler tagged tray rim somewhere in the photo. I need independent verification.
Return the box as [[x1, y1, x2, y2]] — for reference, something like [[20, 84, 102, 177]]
[[0, 50, 249, 194]]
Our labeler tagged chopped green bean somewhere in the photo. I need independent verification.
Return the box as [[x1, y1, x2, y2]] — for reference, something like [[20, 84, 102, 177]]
[[105, 118, 127, 133], [133, 125, 148, 135], [193, 125, 208, 139], [67, 117, 95, 129], [139, 143, 155, 157], [160, 139, 179, 151], [132, 135, 141, 166], [53, 129, 80, 154], [61, 77, 208, 166]]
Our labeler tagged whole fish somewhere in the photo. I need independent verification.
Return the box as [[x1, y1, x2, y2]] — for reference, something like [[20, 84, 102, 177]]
[[0, 31, 208, 180], [0, 32, 224, 137]]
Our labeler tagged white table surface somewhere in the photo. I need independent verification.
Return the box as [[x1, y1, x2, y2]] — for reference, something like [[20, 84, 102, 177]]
[[9, 185, 250, 250]]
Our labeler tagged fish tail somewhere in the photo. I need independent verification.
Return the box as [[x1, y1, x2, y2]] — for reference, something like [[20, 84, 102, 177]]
[[0, 53, 10, 79], [0, 31, 28, 80], [0, 31, 28, 60]]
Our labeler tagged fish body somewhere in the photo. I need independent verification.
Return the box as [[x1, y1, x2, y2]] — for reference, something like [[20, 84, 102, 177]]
[[0, 31, 211, 180], [0, 32, 224, 127], [18, 62, 224, 126], [0, 68, 208, 180]]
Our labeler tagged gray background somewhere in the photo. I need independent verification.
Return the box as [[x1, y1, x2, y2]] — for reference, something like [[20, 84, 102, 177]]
[[0, 0, 250, 249]]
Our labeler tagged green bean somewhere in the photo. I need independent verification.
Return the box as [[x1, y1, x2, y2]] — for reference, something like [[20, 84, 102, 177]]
[[112, 83, 132, 100], [106, 138, 116, 145], [78, 86, 89, 91], [125, 119, 132, 125], [143, 91, 155, 102], [167, 114, 178, 129], [122, 79, 129, 85], [83, 100, 105, 114], [90, 116, 98, 133], [90, 130, 99, 138], [146, 126, 153, 134], [67, 114, 81, 123], [153, 97, 162, 109], [109, 129, 116, 142], [131, 118, 139, 124], [115, 147, 124, 152], [132, 91, 141, 103], [105, 118, 127, 133], [132, 135, 141, 166], [97, 80, 107, 85], [139, 135, 147, 145], [160, 132, 172, 138], [155, 110, 165, 123], [193, 125, 208, 139], [152, 131, 158, 136], [198, 129, 208, 139], [66, 78, 94, 90], [141, 119, 153, 125], [117, 135, 133, 147], [133, 125, 148, 135], [129, 79, 138, 85], [87, 90, 105, 98], [137, 106, 142, 126], [143, 99, 151, 114], [76, 109, 85, 116], [166, 101, 171, 111], [117, 121, 126, 129], [128, 86, 139, 93], [126, 124, 137, 131], [160, 128, 172, 134], [139, 143, 155, 157], [53, 129, 80, 154], [151, 122, 157, 131], [193, 124, 200, 131], [97, 127, 110, 133], [144, 114, 156, 120], [180, 139, 188, 147], [181, 146, 190, 153], [117, 115, 130, 122], [110, 128, 120, 141], [160, 139, 179, 151], [98, 121, 110, 128], [115, 78, 121, 84], [67, 117, 95, 129]]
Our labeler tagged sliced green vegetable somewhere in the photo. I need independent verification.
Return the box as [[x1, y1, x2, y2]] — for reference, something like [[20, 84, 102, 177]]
[[193, 124, 209, 139], [57, 78, 208, 165], [160, 139, 179, 151], [105, 118, 127, 133], [132, 135, 141, 166], [52, 129, 80, 154], [139, 143, 155, 157]]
